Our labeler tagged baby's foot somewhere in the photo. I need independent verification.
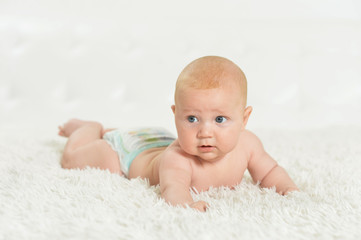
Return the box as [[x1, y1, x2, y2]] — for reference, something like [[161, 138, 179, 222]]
[[58, 119, 101, 137]]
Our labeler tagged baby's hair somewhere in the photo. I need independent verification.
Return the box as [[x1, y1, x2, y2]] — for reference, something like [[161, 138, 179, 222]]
[[175, 56, 247, 105]]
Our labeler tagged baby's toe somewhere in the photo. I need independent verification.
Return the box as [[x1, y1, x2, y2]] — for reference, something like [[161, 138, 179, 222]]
[[58, 126, 65, 136]]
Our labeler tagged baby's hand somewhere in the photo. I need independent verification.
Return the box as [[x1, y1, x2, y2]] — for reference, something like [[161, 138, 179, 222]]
[[281, 186, 300, 195], [189, 201, 209, 212]]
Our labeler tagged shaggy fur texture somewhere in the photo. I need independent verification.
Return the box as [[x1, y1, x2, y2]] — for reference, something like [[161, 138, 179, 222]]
[[0, 127, 360, 239]]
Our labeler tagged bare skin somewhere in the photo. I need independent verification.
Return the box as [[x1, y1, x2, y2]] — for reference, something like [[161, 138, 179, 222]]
[[58, 119, 166, 181], [59, 117, 298, 212], [59, 120, 210, 212], [59, 56, 299, 212], [59, 119, 122, 175]]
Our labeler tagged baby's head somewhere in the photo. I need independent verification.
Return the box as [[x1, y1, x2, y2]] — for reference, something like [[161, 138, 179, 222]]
[[172, 56, 252, 161], [175, 56, 248, 108]]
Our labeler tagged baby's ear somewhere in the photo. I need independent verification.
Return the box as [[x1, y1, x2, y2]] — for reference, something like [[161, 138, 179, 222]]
[[171, 105, 176, 114], [242, 106, 253, 128]]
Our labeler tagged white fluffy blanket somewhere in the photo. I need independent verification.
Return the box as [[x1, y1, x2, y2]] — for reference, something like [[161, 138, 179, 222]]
[[1, 127, 360, 239]]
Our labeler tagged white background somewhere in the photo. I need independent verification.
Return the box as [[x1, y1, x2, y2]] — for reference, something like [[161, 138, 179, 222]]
[[1, 0, 360, 134]]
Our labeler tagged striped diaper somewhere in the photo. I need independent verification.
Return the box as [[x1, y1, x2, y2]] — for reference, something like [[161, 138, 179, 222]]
[[103, 128, 176, 176]]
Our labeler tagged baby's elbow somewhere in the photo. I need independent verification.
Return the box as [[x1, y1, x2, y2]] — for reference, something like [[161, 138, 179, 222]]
[[260, 164, 279, 183], [159, 183, 169, 197], [159, 180, 176, 200]]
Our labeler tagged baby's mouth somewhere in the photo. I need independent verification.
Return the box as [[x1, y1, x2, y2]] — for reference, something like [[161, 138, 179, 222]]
[[198, 145, 215, 152]]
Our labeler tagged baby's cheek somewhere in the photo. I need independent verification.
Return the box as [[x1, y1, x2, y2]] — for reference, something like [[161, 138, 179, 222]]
[[219, 133, 238, 151], [178, 136, 194, 153]]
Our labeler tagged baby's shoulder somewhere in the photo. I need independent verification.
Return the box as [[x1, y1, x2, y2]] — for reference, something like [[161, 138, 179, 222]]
[[159, 140, 193, 170], [163, 139, 190, 158], [238, 130, 265, 152]]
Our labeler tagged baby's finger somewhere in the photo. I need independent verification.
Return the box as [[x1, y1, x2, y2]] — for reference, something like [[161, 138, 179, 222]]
[[190, 201, 208, 212]]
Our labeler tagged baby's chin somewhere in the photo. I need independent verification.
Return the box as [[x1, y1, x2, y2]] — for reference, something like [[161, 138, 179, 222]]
[[194, 151, 226, 163]]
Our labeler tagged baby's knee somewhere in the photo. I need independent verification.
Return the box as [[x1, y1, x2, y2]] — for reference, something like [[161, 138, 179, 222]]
[[60, 150, 74, 169], [61, 147, 82, 169]]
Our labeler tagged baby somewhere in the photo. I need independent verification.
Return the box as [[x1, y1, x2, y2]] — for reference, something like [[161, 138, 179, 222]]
[[58, 56, 299, 212]]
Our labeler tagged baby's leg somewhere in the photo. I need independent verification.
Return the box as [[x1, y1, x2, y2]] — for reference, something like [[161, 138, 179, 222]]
[[59, 119, 122, 175]]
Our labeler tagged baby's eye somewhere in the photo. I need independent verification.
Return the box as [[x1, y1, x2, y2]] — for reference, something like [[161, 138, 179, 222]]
[[187, 116, 198, 123], [215, 116, 227, 123]]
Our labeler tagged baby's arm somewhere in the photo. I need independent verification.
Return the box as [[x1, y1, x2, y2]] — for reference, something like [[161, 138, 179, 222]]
[[246, 131, 299, 195], [159, 150, 207, 212]]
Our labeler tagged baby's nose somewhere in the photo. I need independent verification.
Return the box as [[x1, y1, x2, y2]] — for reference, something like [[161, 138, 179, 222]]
[[197, 123, 213, 138]]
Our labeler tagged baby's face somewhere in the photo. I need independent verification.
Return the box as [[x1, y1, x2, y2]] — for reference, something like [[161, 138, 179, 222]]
[[173, 86, 245, 162]]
